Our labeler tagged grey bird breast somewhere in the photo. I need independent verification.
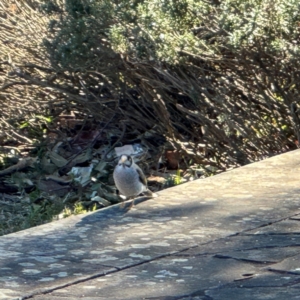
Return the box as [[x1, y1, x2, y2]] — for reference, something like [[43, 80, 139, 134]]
[[113, 164, 146, 197]]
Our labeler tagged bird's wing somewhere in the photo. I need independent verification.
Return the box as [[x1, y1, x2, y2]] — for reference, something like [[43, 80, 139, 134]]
[[135, 165, 147, 186]]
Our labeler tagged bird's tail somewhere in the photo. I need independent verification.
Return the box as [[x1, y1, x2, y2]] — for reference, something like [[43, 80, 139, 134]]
[[143, 189, 158, 198]]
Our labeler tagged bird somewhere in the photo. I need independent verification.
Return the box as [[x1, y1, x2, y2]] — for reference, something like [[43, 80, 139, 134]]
[[113, 154, 156, 201]]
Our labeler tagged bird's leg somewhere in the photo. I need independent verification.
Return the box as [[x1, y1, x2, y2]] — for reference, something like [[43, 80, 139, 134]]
[[128, 197, 136, 209], [119, 195, 127, 208], [119, 195, 135, 209]]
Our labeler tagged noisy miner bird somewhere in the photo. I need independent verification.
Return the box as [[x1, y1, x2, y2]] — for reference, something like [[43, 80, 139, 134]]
[[113, 155, 157, 200]]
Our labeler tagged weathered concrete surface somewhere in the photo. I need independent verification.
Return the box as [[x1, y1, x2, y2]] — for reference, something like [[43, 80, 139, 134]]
[[2, 149, 300, 299]]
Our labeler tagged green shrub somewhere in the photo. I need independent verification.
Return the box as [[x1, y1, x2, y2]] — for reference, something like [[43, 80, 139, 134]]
[[2, 0, 300, 171]]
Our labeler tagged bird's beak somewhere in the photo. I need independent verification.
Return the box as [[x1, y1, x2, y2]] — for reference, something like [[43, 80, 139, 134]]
[[119, 155, 127, 164]]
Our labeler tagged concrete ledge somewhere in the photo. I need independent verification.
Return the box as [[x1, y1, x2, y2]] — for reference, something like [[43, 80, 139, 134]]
[[1, 150, 300, 299]]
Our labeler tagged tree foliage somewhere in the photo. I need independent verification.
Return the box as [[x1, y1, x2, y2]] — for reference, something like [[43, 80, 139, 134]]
[[1, 0, 300, 171]]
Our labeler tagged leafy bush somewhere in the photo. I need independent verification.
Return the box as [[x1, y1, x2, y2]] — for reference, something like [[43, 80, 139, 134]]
[[2, 0, 300, 171]]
